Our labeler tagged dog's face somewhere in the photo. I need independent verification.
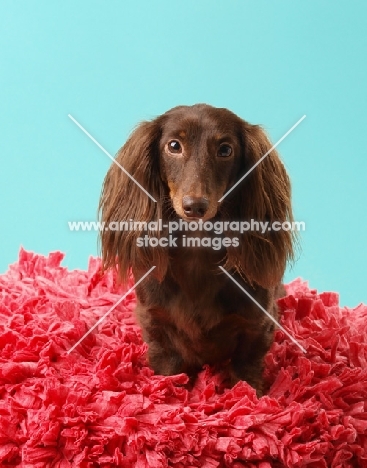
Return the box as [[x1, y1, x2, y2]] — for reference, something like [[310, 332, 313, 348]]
[[100, 103, 294, 287], [158, 105, 243, 221]]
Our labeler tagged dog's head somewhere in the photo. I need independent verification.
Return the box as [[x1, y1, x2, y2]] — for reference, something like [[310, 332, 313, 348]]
[[99, 104, 295, 286], [158, 104, 243, 221]]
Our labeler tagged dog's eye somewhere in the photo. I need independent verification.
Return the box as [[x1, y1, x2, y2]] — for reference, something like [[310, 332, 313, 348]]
[[218, 144, 232, 158], [168, 140, 182, 153]]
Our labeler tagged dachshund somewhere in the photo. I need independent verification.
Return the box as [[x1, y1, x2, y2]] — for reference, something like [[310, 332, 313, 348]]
[[99, 104, 295, 396]]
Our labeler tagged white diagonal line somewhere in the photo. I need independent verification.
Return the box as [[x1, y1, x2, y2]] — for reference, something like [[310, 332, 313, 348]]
[[67, 266, 156, 354], [218, 115, 306, 202], [219, 266, 307, 353], [68, 114, 157, 203]]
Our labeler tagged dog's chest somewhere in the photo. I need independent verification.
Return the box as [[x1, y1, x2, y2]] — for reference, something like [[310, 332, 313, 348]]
[[165, 247, 226, 337], [170, 245, 224, 297]]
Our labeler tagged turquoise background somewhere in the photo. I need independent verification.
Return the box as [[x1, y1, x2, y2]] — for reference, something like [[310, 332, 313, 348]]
[[1, 1, 366, 307]]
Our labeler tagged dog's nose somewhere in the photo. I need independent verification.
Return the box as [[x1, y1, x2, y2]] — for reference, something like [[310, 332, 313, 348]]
[[182, 196, 209, 218]]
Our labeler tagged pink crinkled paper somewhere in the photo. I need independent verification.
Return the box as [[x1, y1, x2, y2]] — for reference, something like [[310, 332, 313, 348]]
[[1, 249, 367, 467]]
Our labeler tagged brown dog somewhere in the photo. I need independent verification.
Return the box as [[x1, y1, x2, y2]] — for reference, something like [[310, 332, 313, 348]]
[[99, 104, 294, 395]]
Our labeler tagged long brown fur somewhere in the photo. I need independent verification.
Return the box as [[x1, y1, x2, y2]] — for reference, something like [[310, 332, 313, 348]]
[[99, 104, 295, 395]]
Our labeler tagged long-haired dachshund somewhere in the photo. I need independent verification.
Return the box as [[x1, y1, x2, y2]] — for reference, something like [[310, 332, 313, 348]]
[[99, 104, 294, 396]]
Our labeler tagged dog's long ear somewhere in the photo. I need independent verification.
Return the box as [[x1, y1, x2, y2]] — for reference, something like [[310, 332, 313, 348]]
[[99, 118, 168, 284], [225, 122, 295, 288]]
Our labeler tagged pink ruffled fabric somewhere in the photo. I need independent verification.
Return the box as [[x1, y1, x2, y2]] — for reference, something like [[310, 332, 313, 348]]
[[1, 249, 367, 467]]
